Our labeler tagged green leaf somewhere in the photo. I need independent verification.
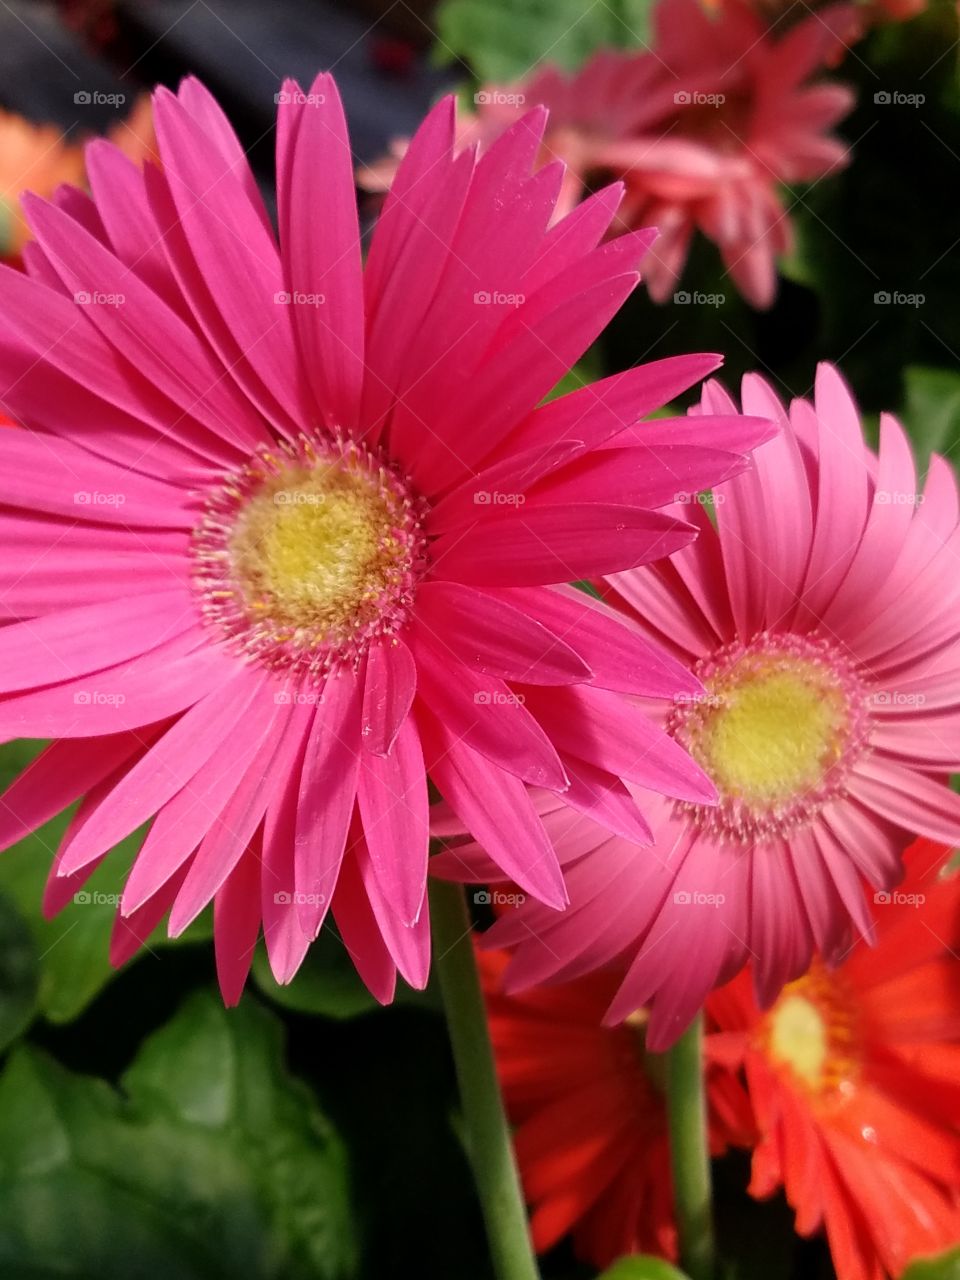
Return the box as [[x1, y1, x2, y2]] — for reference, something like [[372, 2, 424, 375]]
[[902, 1246, 960, 1280], [0, 991, 358, 1279], [598, 1259, 690, 1280], [901, 365, 960, 473], [435, 0, 655, 82], [0, 740, 212, 1029]]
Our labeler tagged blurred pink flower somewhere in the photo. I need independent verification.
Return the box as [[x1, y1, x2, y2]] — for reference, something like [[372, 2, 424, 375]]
[[361, 0, 856, 308]]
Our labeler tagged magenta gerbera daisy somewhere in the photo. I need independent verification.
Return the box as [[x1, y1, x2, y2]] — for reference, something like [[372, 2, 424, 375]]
[[0, 75, 772, 1005], [436, 363, 960, 1048]]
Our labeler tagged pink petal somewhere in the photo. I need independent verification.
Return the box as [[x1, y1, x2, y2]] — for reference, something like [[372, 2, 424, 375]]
[[412, 633, 567, 790], [281, 74, 364, 428], [431, 503, 696, 587], [357, 714, 429, 927], [294, 671, 363, 934], [419, 706, 567, 909], [214, 836, 263, 1005], [413, 581, 590, 685], [361, 638, 417, 756]]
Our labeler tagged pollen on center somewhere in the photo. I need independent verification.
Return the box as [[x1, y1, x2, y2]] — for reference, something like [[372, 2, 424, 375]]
[[192, 435, 427, 678]]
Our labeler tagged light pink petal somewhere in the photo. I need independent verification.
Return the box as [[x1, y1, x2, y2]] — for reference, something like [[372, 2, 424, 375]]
[[847, 762, 960, 847], [796, 363, 871, 622]]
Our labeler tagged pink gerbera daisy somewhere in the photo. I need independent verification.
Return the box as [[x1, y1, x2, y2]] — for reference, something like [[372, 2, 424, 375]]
[[0, 76, 771, 1005], [437, 363, 960, 1048]]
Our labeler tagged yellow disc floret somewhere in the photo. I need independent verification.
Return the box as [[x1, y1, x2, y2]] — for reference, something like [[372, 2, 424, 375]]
[[193, 434, 426, 678]]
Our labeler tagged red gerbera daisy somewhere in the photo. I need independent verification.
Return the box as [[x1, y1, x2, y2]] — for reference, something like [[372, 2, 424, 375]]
[[480, 949, 755, 1269], [708, 838, 960, 1280]]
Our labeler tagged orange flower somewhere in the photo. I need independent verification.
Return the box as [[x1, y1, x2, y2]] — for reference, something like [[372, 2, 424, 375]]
[[708, 838, 960, 1280], [0, 98, 155, 260], [479, 950, 754, 1268]]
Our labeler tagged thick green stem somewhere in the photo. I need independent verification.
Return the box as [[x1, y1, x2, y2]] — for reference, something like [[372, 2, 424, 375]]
[[662, 1013, 715, 1280], [429, 879, 541, 1280]]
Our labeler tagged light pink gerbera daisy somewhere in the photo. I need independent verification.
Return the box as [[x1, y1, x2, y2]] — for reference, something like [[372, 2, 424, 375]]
[[0, 76, 772, 1005], [357, 49, 675, 226], [593, 0, 856, 307], [436, 363, 960, 1049], [360, 0, 855, 309]]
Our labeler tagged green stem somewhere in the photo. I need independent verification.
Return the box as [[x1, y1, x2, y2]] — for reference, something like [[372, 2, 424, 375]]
[[429, 879, 541, 1280], [662, 1013, 715, 1280]]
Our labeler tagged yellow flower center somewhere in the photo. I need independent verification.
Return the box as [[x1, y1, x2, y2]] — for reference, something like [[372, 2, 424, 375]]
[[761, 964, 860, 1097], [193, 436, 425, 677], [695, 658, 848, 810], [669, 634, 869, 841], [767, 993, 829, 1089], [229, 462, 409, 633]]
